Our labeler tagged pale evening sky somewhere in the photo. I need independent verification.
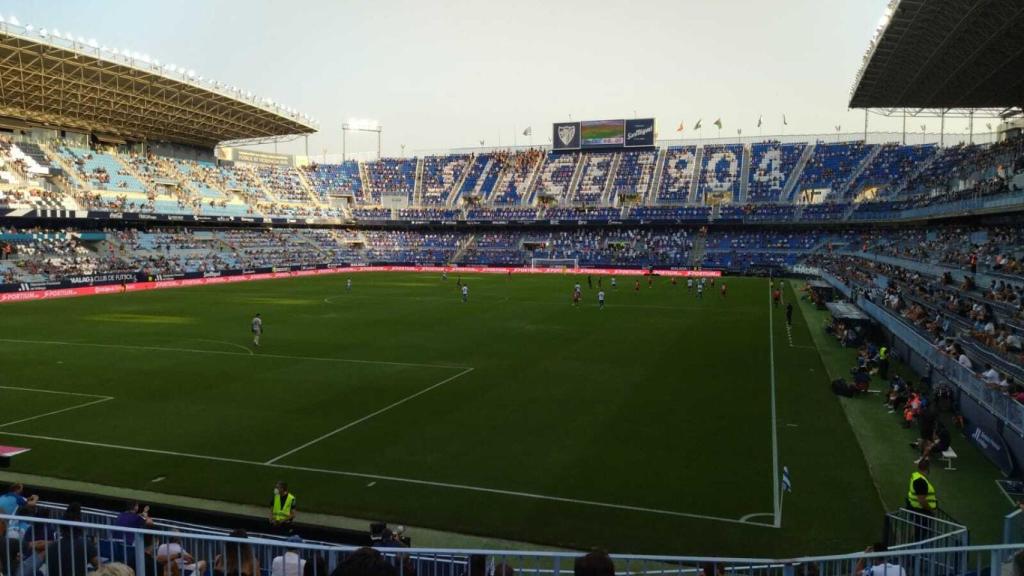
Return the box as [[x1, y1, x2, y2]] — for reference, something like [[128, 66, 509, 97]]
[[4, 0, 982, 157]]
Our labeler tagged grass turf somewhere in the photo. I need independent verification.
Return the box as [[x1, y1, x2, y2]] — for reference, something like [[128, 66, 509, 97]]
[[0, 273, 882, 555]]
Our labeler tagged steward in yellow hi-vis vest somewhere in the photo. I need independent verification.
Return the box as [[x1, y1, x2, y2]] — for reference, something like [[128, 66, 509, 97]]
[[906, 459, 937, 514], [271, 481, 296, 531]]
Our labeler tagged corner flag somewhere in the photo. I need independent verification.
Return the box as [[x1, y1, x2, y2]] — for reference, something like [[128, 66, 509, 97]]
[[782, 466, 792, 493]]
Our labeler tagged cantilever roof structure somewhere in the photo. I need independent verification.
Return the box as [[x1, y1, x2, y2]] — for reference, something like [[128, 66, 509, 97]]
[[850, 0, 1024, 113], [0, 23, 317, 148]]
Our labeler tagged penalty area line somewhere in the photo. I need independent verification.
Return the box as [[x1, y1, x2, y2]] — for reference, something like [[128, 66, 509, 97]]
[[264, 366, 476, 464], [0, 396, 114, 429], [0, 429, 777, 528]]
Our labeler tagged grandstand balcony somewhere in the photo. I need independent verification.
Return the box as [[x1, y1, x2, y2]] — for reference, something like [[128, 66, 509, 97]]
[[792, 141, 872, 200], [364, 158, 416, 204], [60, 147, 150, 193], [696, 144, 743, 204], [747, 142, 805, 203], [302, 161, 365, 203], [571, 151, 615, 204], [611, 150, 657, 202], [846, 143, 938, 200], [532, 151, 579, 202], [656, 146, 697, 204], [420, 154, 471, 205]]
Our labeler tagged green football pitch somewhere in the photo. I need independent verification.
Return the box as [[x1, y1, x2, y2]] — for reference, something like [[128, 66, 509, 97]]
[[0, 273, 883, 555]]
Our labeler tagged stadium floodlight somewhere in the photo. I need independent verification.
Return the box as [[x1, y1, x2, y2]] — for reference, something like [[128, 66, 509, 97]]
[[25, 24, 33, 32], [342, 118, 383, 160], [187, 69, 195, 78], [0, 15, 5, 24], [39, 28, 47, 38], [88, 38, 98, 48], [345, 118, 380, 131], [8, 15, 19, 26]]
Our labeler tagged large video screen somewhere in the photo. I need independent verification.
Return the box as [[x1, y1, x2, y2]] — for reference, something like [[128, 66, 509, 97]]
[[552, 118, 655, 150], [581, 120, 625, 148]]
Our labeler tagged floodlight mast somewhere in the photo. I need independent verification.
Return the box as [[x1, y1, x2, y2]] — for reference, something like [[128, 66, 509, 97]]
[[342, 119, 383, 161]]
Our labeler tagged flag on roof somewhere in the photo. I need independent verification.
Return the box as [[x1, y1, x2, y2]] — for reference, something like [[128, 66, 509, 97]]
[[676, 121, 684, 133], [713, 118, 722, 129], [522, 127, 532, 137], [757, 116, 763, 128], [694, 119, 703, 130], [782, 114, 788, 126]]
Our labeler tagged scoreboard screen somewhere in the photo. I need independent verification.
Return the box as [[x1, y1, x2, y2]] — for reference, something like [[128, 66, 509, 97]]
[[581, 120, 625, 148], [552, 118, 655, 150]]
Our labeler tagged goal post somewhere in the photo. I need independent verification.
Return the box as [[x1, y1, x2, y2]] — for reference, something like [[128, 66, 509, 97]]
[[530, 257, 579, 271]]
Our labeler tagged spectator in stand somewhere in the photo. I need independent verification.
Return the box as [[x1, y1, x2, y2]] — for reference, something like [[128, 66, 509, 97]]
[[0, 484, 35, 517], [328, 547, 396, 576], [213, 530, 259, 576], [113, 502, 154, 546], [2, 539, 21, 576], [574, 550, 615, 576], [854, 543, 906, 576], [155, 531, 207, 576], [44, 503, 101, 576], [270, 536, 306, 576]]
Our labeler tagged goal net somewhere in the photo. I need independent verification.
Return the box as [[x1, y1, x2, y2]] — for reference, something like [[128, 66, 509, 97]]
[[530, 257, 579, 271]]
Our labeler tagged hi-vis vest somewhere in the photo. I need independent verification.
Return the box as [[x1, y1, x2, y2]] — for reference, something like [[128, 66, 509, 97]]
[[907, 472, 936, 510], [879, 347, 889, 360], [273, 492, 295, 521]]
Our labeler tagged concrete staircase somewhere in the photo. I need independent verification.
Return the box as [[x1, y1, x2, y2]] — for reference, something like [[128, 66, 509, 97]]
[[466, 157, 495, 201], [519, 153, 546, 205], [600, 152, 622, 205], [447, 155, 475, 206], [782, 143, 815, 202], [358, 162, 373, 204], [412, 157, 425, 206], [646, 148, 668, 205], [835, 144, 881, 200], [686, 146, 704, 204], [562, 153, 587, 205], [688, 233, 707, 267], [294, 166, 325, 207], [738, 144, 751, 203], [450, 233, 476, 265]]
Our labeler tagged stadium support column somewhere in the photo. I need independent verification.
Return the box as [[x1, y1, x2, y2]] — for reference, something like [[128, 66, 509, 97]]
[[940, 110, 945, 147], [902, 109, 907, 145], [863, 109, 868, 142], [969, 110, 974, 145]]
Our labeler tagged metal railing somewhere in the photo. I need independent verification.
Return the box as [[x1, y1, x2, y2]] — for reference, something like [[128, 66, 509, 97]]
[[0, 514, 1019, 576], [817, 274, 1024, 435]]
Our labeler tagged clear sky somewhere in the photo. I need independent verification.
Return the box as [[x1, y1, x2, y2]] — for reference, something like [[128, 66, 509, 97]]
[[4, 0, 983, 157]]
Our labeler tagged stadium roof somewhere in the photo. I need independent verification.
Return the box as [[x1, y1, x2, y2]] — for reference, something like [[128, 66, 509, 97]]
[[0, 22, 317, 148], [849, 0, 1024, 113]]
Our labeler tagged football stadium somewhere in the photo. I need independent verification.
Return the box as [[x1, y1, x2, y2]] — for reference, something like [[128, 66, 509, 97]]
[[1, 0, 1024, 574]]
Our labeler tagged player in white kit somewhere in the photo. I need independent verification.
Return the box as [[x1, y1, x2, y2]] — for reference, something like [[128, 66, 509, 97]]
[[251, 313, 263, 347]]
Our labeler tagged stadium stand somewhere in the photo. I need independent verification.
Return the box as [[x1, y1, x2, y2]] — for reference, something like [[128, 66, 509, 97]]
[[656, 146, 697, 204]]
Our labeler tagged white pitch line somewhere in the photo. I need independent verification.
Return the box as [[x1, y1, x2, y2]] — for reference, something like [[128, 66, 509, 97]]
[[265, 366, 475, 464], [322, 293, 758, 313], [0, 429, 776, 528], [0, 385, 111, 399], [190, 339, 254, 356], [738, 512, 775, 524], [0, 338, 467, 371], [768, 281, 781, 528], [0, 396, 114, 428]]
